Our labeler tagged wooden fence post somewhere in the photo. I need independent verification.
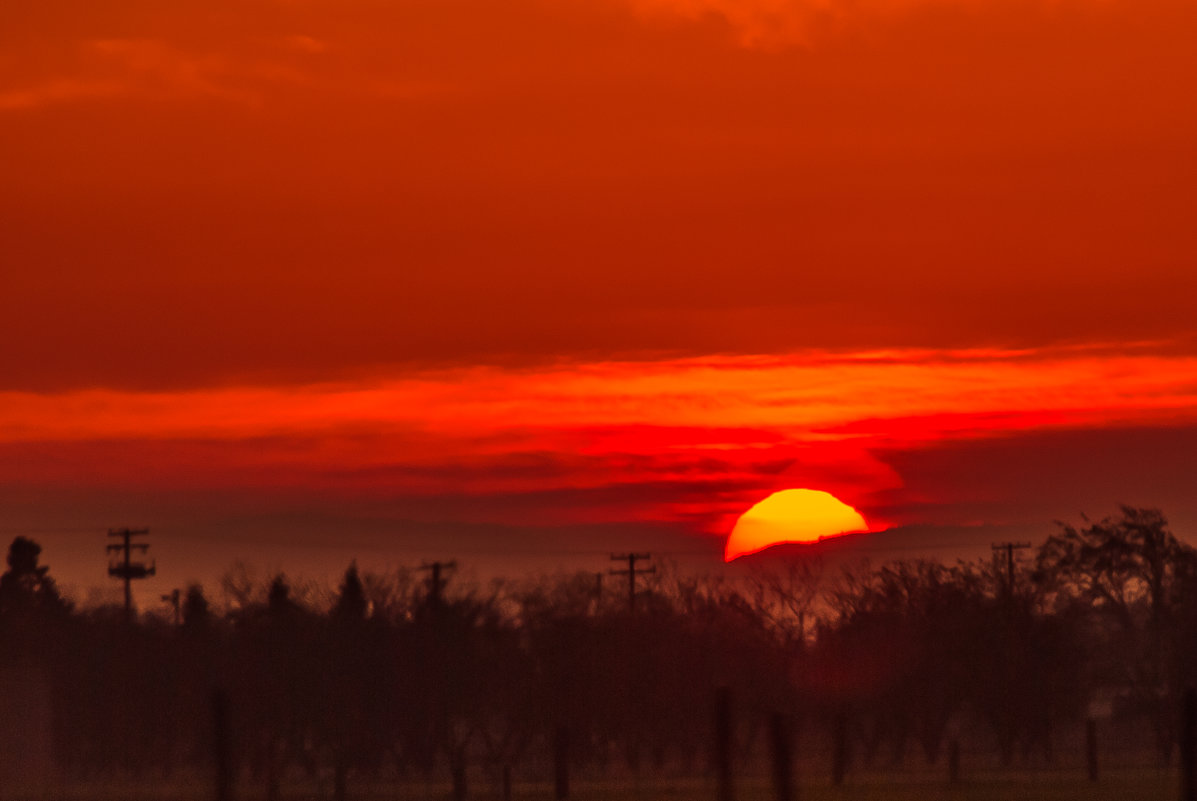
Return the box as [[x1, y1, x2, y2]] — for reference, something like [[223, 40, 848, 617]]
[[212, 689, 233, 801], [769, 713, 794, 801], [554, 725, 570, 800], [1182, 690, 1196, 801], [715, 687, 734, 801], [451, 748, 467, 801], [831, 708, 848, 787]]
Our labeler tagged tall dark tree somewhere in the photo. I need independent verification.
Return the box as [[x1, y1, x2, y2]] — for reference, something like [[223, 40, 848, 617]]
[[233, 573, 317, 799], [267, 574, 297, 615], [1035, 507, 1192, 629], [0, 536, 69, 619], [181, 584, 211, 631], [318, 562, 391, 800], [1035, 506, 1197, 760], [332, 562, 368, 622]]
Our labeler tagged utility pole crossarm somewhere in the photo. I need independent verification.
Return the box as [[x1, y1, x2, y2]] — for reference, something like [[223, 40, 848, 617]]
[[610, 552, 655, 614], [107, 527, 154, 621]]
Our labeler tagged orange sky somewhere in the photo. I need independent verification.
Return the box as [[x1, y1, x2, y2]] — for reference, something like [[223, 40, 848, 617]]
[[3, 0, 1197, 602]]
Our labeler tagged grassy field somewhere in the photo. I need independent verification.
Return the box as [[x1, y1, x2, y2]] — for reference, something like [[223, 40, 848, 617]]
[[500, 769, 1177, 801], [12, 767, 1180, 801]]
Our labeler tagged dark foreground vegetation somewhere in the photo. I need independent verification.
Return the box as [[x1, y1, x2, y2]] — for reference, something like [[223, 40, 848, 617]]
[[3, 506, 1197, 799]]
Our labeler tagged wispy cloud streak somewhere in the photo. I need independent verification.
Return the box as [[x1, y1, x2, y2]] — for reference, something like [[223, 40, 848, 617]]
[[3, 347, 1195, 443], [2, 346, 1196, 531]]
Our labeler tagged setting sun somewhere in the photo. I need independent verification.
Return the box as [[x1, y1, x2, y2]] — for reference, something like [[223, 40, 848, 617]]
[[725, 488, 869, 561]]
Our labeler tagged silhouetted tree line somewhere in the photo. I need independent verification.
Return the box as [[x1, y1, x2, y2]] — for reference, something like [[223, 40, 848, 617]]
[[4, 506, 1197, 795]]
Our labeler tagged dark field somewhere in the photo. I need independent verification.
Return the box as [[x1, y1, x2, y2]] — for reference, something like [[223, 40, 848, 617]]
[[5, 766, 1179, 801]]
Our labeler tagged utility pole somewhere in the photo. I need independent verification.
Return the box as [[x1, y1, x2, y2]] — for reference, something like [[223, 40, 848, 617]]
[[419, 560, 457, 609], [107, 527, 154, 620], [610, 553, 654, 614], [991, 542, 1031, 597]]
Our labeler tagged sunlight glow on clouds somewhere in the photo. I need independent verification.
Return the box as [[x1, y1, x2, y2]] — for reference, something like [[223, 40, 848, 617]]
[[3, 346, 1197, 533], [3, 347, 1195, 443], [4, 0, 1197, 562]]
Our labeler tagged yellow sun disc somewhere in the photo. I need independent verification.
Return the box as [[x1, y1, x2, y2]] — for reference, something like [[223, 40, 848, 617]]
[[725, 488, 868, 561]]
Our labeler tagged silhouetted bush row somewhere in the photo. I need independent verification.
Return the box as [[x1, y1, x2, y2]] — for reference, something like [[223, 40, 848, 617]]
[[3, 506, 1197, 793]]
